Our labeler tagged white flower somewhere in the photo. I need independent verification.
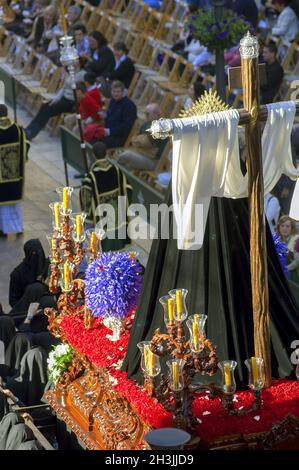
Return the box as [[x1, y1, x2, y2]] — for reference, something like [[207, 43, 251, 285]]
[[55, 344, 71, 356]]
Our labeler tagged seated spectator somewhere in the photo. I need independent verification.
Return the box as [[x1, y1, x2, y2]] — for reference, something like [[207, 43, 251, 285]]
[[9, 239, 47, 309], [265, 192, 281, 231], [84, 80, 137, 148], [99, 42, 135, 97], [261, 43, 284, 104], [79, 142, 131, 250], [2, 346, 49, 408], [73, 23, 90, 57], [66, 5, 82, 33], [82, 31, 115, 78], [44, 14, 64, 63], [9, 281, 49, 320], [1, 295, 58, 381], [4, 0, 49, 37], [184, 80, 206, 110], [271, 0, 299, 41], [0, 412, 42, 450], [25, 63, 86, 140], [117, 103, 168, 171], [64, 80, 102, 137], [225, 45, 241, 68], [84, 72, 102, 105], [276, 215, 299, 283], [27, 5, 57, 52]]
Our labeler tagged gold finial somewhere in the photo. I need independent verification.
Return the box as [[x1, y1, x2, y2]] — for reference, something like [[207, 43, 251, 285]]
[[179, 89, 230, 118]]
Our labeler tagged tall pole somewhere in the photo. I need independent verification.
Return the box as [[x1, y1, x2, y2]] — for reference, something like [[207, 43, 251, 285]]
[[60, 35, 89, 174], [59, 1, 89, 175], [212, 0, 226, 102], [240, 32, 271, 387]]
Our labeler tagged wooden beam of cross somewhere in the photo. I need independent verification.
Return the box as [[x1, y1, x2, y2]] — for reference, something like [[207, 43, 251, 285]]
[[148, 32, 299, 388]]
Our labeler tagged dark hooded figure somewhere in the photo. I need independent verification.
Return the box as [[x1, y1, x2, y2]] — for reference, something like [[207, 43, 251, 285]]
[[9, 239, 47, 308]]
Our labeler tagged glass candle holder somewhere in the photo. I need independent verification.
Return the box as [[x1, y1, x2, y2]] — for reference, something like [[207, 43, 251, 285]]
[[71, 212, 87, 243], [58, 260, 75, 292], [167, 358, 185, 391], [56, 186, 73, 216], [218, 360, 237, 395], [49, 202, 63, 232], [46, 233, 60, 262], [186, 314, 207, 353], [168, 288, 188, 322], [137, 341, 161, 378], [159, 295, 175, 328], [86, 228, 104, 259], [244, 357, 265, 391]]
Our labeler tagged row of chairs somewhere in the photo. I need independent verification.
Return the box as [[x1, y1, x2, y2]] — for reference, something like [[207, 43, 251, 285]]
[[0, 32, 66, 133]]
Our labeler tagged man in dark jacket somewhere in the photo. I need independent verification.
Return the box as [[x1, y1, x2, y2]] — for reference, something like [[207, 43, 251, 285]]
[[108, 42, 135, 89], [261, 43, 284, 104], [98, 42, 135, 97], [103, 81, 137, 148]]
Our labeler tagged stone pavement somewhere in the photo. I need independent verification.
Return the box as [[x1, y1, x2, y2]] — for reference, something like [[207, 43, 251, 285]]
[[0, 105, 150, 312]]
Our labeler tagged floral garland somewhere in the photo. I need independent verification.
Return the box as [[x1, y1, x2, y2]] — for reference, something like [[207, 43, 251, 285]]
[[47, 343, 74, 384], [60, 313, 299, 441]]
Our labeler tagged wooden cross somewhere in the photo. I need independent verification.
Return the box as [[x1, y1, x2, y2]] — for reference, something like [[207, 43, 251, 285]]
[[228, 32, 299, 387], [149, 32, 299, 388]]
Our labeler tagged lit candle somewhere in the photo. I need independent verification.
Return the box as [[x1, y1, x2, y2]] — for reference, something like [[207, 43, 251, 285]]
[[167, 298, 174, 323], [224, 362, 231, 391], [176, 289, 182, 321], [144, 344, 150, 372], [60, 1, 68, 35], [54, 202, 60, 228], [64, 260, 70, 288], [251, 357, 258, 386], [63, 187, 68, 210], [172, 361, 179, 389], [90, 232, 97, 254], [148, 350, 155, 376], [192, 319, 199, 350], [76, 215, 82, 239]]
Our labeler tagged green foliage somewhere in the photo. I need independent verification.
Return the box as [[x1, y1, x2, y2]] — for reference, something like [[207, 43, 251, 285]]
[[189, 8, 250, 52], [47, 343, 74, 384]]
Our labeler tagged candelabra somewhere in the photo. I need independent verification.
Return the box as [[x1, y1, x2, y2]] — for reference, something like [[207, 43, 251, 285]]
[[47, 186, 103, 328], [138, 289, 265, 433], [59, 32, 89, 174]]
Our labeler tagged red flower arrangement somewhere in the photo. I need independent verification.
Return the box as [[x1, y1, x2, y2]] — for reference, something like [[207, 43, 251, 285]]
[[61, 312, 130, 368], [61, 313, 299, 441]]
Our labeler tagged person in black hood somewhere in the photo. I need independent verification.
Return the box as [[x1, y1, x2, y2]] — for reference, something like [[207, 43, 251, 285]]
[[9, 239, 47, 308]]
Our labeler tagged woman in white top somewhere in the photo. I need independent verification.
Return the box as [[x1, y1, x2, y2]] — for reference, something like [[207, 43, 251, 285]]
[[271, 0, 299, 41]]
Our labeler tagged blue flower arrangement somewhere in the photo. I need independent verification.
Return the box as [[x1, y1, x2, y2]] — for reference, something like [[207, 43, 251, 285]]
[[190, 8, 250, 52], [85, 251, 143, 320]]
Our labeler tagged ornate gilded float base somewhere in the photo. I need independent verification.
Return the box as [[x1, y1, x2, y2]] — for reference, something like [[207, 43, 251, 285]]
[[44, 367, 151, 450]]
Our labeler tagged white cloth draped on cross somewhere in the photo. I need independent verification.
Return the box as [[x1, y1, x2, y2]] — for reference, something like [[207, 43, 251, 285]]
[[172, 101, 299, 250]]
